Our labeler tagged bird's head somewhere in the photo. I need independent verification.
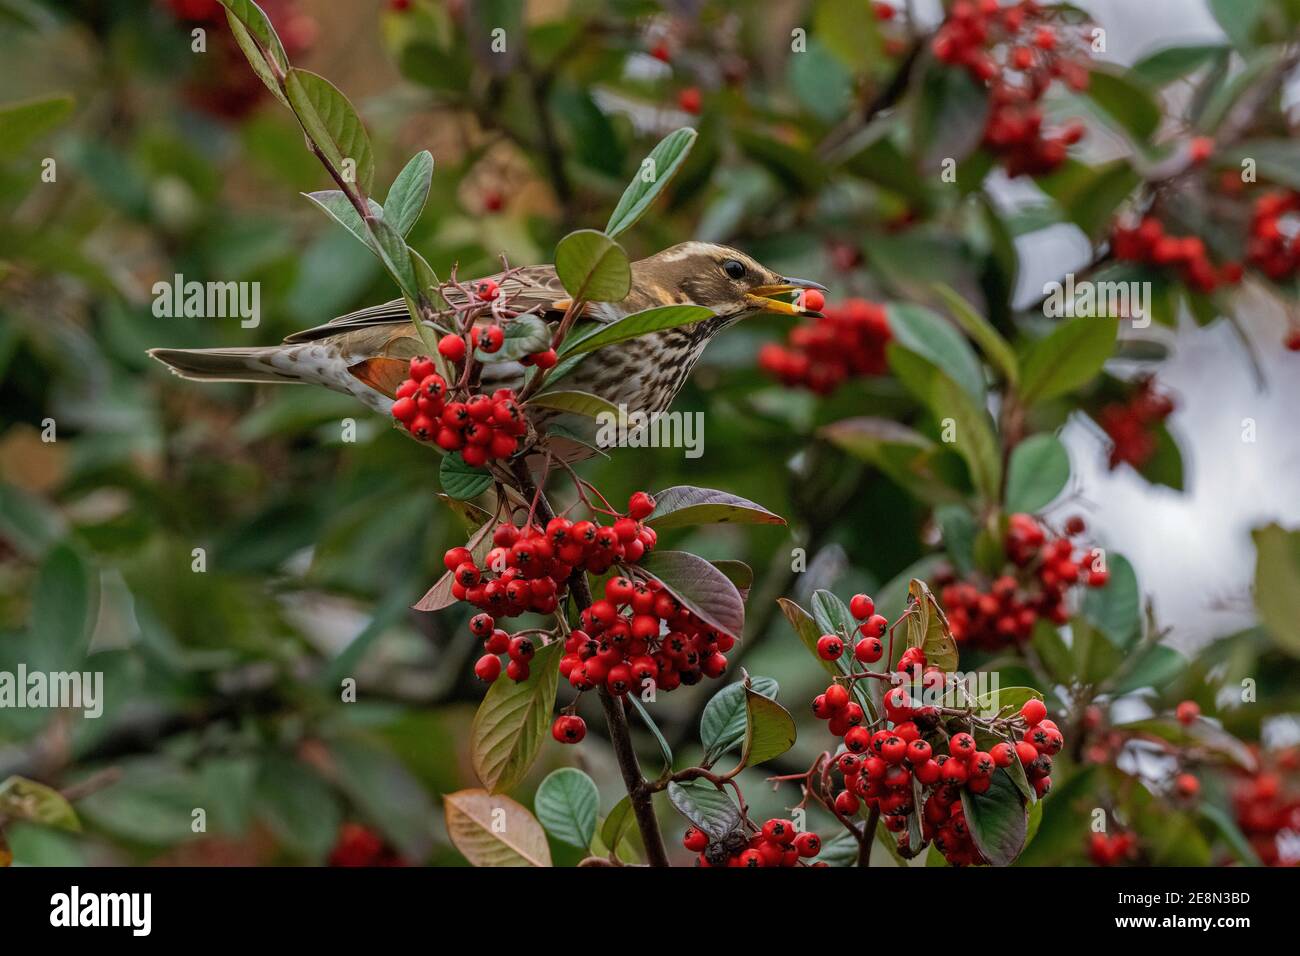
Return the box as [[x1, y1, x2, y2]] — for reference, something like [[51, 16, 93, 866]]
[[632, 241, 827, 319]]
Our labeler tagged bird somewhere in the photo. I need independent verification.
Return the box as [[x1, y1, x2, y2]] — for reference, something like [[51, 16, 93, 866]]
[[148, 241, 825, 423]]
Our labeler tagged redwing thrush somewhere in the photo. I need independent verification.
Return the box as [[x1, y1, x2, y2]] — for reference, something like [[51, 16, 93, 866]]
[[148, 241, 825, 418]]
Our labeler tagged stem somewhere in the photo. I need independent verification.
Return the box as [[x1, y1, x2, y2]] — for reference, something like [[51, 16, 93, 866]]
[[508, 458, 670, 867]]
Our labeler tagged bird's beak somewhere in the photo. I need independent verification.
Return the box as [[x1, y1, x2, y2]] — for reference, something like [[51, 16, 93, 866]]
[[744, 277, 829, 316]]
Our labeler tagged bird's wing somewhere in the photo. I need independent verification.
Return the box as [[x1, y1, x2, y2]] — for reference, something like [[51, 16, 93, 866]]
[[281, 264, 575, 343]]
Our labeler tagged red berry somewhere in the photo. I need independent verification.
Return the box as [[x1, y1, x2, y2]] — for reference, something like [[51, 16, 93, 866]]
[[469, 613, 494, 637], [683, 827, 708, 852], [1176, 700, 1201, 725], [817, 634, 844, 660], [552, 714, 586, 744], [860, 614, 888, 639], [854, 636, 884, 664], [628, 491, 656, 520], [473, 654, 501, 682], [529, 349, 558, 369], [849, 594, 875, 619], [1175, 772, 1199, 797], [793, 831, 821, 857], [991, 742, 1016, 767], [798, 289, 825, 313], [1020, 698, 1048, 726], [1188, 136, 1214, 163], [677, 86, 702, 114], [761, 819, 796, 845], [950, 733, 977, 761], [475, 279, 500, 301], [506, 659, 530, 682], [824, 684, 850, 710]]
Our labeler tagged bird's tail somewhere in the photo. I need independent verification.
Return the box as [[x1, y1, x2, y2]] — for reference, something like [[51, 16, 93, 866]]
[[147, 346, 304, 385]]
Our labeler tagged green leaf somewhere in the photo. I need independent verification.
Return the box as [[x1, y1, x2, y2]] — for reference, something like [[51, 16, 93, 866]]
[[646, 485, 785, 530], [627, 696, 673, 774], [534, 768, 599, 849], [366, 215, 419, 299], [526, 389, 621, 420], [912, 61, 989, 173], [903, 578, 959, 673], [960, 768, 1028, 866], [554, 229, 631, 302], [700, 677, 780, 762], [1031, 619, 1076, 684], [444, 789, 552, 867], [1208, 0, 1265, 52], [1116, 717, 1256, 771], [1110, 644, 1187, 696], [283, 68, 375, 194], [1131, 44, 1229, 86], [811, 589, 856, 642], [1004, 433, 1070, 513], [886, 303, 985, 400], [469, 640, 563, 792], [302, 189, 384, 248], [778, 597, 843, 680], [813, 0, 882, 70], [605, 128, 698, 238], [738, 686, 796, 769], [254, 756, 341, 860], [1198, 802, 1263, 866], [220, 0, 291, 108], [932, 284, 1019, 386], [0, 776, 80, 832], [1018, 316, 1118, 405], [819, 417, 961, 506], [475, 315, 551, 363], [439, 454, 494, 501], [383, 150, 434, 238], [1219, 139, 1300, 195], [888, 345, 1002, 502], [711, 560, 753, 599], [666, 780, 740, 839], [600, 795, 635, 856], [0, 93, 74, 159], [559, 305, 715, 357], [1083, 66, 1161, 144], [1253, 523, 1300, 656], [30, 543, 94, 672], [1035, 160, 1141, 240], [1081, 552, 1140, 649], [637, 550, 745, 637]]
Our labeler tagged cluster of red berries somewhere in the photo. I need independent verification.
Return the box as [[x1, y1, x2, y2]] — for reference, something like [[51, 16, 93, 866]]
[[758, 298, 892, 394], [444, 492, 660, 620], [1232, 747, 1300, 866], [469, 613, 546, 685], [327, 823, 407, 867], [936, 513, 1106, 650], [1246, 191, 1300, 282], [1111, 216, 1242, 294], [685, 819, 824, 867], [562, 575, 733, 696], [1097, 376, 1174, 470], [1087, 829, 1138, 866], [164, 0, 317, 119], [933, 0, 1090, 177], [391, 356, 526, 465], [815, 649, 1063, 865]]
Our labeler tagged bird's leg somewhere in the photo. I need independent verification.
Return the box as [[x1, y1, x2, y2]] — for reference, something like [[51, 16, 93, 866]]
[[508, 457, 670, 867]]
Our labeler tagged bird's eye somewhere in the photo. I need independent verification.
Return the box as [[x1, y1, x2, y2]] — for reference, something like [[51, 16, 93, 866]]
[[722, 259, 746, 280]]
